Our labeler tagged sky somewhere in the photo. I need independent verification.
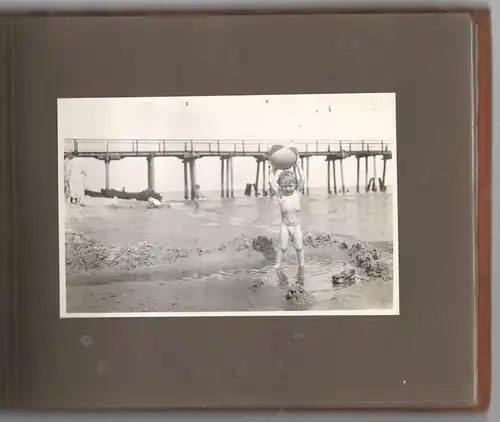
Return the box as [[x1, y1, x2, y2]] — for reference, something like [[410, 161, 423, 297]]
[[58, 93, 397, 193]]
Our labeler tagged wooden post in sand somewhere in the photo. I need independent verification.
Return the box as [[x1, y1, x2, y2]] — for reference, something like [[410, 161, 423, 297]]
[[372, 155, 378, 192], [220, 158, 225, 198], [104, 158, 110, 190], [184, 160, 189, 199]]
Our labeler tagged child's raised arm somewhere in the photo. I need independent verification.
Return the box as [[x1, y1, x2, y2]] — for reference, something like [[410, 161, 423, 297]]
[[295, 161, 305, 191], [268, 165, 279, 195]]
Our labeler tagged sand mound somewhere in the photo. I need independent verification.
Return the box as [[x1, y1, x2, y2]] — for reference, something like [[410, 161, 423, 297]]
[[347, 241, 392, 280], [224, 235, 276, 260], [66, 229, 393, 280], [66, 231, 275, 273], [65, 231, 109, 271], [66, 231, 192, 272]]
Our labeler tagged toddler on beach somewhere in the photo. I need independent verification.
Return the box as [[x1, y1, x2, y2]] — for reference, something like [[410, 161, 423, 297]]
[[194, 184, 201, 211], [268, 162, 306, 285]]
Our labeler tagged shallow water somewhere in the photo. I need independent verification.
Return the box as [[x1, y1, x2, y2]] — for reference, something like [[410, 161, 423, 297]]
[[70, 187, 394, 247], [66, 188, 395, 313], [188, 256, 351, 292], [66, 253, 384, 313]]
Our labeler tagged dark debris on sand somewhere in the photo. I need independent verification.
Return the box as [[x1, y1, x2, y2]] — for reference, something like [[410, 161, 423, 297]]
[[331, 266, 356, 284], [285, 284, 312, 304], [249, 279, 265, 290]]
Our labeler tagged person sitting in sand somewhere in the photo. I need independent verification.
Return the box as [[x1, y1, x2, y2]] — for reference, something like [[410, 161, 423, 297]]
[[268, 162, 305, 285], [147, 197, 161, 209]]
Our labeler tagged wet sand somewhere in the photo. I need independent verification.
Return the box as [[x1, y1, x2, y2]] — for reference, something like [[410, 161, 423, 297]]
[[64, 195, 395, 314]]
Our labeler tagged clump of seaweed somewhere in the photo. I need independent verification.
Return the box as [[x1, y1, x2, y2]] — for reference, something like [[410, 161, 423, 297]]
[[347, 241, 392, 280], [302, 231, 339, 248]]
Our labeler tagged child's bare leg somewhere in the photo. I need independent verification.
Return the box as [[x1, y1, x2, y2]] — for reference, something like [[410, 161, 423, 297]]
[[276, 223, 289, 268], [276, 223, 289, 283], [293, 225, 305, 285]]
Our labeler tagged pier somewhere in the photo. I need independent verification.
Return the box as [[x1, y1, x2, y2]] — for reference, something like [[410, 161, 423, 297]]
[[64, 139, 393, 198]]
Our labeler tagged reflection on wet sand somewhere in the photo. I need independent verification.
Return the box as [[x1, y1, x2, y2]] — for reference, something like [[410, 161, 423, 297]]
[[64, 190, 394, 314]]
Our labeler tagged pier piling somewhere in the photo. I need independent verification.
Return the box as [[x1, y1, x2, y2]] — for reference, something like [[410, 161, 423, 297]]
[[262, 159, 267, 196], [104, 158, 110, 190], [184, 160, 189, 199], [327, 159, 331, 194], [382, 157, 387, 191], [255, 159, 261, 197], [147, 155, 155, 191], [332, 160, 337, 194], [306, 156, 310, 195], [372, 156, 378, 192], [339, 157, 345, 194], [220, 158, 225, 198], [300, 157, 305, 194], [230, 157, 234, 198], [365, 157, 369, 192], [189, 159, 197, 200], [356, 157, 360, 193], [226, 157, 230, 198]]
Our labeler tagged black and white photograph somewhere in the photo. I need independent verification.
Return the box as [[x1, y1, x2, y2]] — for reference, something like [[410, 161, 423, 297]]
[[59, 93, 399, 317]]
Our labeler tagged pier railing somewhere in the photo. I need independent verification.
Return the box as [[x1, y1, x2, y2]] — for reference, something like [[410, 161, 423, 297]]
[[64, 139, 392, 157]]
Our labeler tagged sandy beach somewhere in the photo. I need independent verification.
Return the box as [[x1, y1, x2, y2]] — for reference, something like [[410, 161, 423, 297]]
[[63, 190, 395, 314]]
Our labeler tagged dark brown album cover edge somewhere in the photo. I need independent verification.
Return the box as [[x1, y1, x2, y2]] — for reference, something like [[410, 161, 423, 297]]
[[473, 8, 492, 412], [404, 9, 492, 413], [0, 4, 489, 28], [6, 8, 490, 412], [0, 6, 488, 18], [0, 19, 15, 408]]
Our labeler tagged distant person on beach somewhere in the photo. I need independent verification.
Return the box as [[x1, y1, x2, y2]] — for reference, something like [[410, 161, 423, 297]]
[[65, 153, 86, 205], [147, 197, 161, 209], [268, 161, 306, 284], [63, 155, 71, 202]]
